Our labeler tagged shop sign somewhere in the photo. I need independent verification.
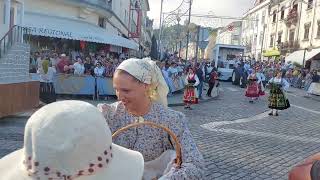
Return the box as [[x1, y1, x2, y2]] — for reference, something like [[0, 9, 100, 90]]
[[25, 27, 72, 38]]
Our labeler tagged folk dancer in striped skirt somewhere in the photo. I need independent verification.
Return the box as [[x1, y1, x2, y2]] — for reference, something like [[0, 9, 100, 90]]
[[267, 71, 290, 116]]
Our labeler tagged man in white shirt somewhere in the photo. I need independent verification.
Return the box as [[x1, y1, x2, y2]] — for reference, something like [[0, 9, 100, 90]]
[[73, 57, 85, 76], [94, 62, 105, 77]]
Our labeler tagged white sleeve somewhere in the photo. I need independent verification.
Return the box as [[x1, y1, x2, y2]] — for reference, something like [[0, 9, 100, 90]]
[[257, 74, 262, 83], [268, 78, 274, 83], [193, 75, 200, 87], [184, 76, 189, 85], [261, 73, 266, 81], [282, 79, 290, 91]]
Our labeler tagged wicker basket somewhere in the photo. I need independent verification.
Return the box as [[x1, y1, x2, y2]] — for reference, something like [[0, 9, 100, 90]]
[[112, 121, 182, 168]]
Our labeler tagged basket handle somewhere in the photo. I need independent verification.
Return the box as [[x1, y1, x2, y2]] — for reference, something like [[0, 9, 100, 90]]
[[112, 121, 182, 168]]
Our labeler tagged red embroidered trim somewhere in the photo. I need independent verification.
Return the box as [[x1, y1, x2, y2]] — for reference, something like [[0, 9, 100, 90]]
[[23, 145, 113, 180]]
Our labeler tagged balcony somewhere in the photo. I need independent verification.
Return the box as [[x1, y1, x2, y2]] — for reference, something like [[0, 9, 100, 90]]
[[285, 8, 298, 27], [281, 41, 300, 52]]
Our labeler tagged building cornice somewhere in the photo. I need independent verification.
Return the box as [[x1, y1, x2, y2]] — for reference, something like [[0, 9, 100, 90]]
[[243, 0, 271, 17]]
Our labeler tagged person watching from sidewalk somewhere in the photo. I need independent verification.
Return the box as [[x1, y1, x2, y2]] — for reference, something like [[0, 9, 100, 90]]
[[98, 58, 205, 179], [206, 67, 219, 97], [73, 57, 85, 76]]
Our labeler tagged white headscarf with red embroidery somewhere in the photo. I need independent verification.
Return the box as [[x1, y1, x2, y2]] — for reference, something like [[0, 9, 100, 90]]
[[116, 58, 169, 107]]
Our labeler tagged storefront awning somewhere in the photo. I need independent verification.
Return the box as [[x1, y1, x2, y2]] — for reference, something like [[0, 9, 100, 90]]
[[23, 13, 139, 50], [285, 48, 320, 65], [263, 48, 280, 57]]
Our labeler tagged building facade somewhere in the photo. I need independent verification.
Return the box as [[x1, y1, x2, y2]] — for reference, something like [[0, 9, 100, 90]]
[[241, 0, 271, 60], [242, 0, 320, 66], [0, 0, 24, 38], [216, 21, 242, 46], [1, 0, 152, 56]]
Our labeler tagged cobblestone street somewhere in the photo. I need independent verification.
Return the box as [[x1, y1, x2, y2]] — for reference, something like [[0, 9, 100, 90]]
[[1, 82, 320, 180]]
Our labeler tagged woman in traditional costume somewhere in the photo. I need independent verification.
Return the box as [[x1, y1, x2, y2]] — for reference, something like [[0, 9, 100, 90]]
[[245, 69, 260, 103], [98, 58, 205, 180], [256, 67, 266, 96], [268, 71, 290, 116], [183, 67, 200, 109]]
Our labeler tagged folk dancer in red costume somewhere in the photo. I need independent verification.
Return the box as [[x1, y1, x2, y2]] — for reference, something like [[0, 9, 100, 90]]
[[183, 67, 200, 109], [245, 69, 260, 103]]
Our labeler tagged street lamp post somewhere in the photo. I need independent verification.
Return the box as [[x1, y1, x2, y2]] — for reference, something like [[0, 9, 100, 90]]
[[303, 48, 307, 67], [302, 47, 312, 67], [158, 0, 164, 60], [185, 0, 192, 61], [176, 14, 181, 58]]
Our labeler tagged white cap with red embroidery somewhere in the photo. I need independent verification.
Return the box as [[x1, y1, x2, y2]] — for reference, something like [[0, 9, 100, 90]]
[[0, 100, 144, 180]]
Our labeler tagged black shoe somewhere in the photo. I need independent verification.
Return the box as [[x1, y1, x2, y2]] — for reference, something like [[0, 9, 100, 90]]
[[184, 106, 188, 109], [268, 112, 273, 116], [249, 100, 254, 103], [275, 113, 279, 116]]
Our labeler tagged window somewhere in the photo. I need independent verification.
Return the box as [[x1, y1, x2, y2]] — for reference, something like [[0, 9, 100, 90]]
[[307, 0, 313, 9], [317, 20, 320, 37], [278, 32, 282, 44], [280, 7, 285, 20], [270, 35, 274, 46], [293, 1, 298, 12], [261, 11, 265, 25], [273, 10, 277, 23], [256, 14, 259, 27], [289, 29, 295, 42], [124, 10, 127, 24], [98, 17, 106, 28], [304, 23, 311, 40]]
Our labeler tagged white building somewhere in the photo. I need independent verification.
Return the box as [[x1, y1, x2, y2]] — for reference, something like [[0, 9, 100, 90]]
[[1, 0, 152, 56], [242, 0, 320, 68], [216, 21, 242, 46], [0, 0, 24, 38], [241, 0, 271, 60]]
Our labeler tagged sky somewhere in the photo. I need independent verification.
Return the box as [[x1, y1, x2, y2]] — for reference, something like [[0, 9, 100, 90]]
[[147, 0, 255, 28]]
